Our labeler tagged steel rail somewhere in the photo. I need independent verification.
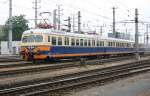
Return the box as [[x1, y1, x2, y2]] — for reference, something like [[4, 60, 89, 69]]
[[0, 56, 134, 77], [21, 64, 150, 96], [0, 60, 149, 95]]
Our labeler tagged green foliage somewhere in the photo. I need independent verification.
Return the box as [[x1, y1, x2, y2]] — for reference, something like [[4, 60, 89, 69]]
[[1, 15, 29, 41]]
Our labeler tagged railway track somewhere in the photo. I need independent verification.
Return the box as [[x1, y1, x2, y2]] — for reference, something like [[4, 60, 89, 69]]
[[0, 53, 149, 69], [0, 56, 135, 78], [0, 59, 150, 96], [0, 58, 22, 63], [0, 55, 131, 68], [0, 55, 22, 63]]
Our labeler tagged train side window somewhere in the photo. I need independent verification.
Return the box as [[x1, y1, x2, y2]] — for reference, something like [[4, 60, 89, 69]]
[[71, 38, 75, 46], [48, 36, 51, 42], [113, 42, 115, 47], [121, 43, 123, 48], [76, 39, 79, 46], [97, 40, 99, 46], [99, 41, 101, 46], [114, 42, 116, 47], [108, 42, 110, 47], [58, 37, 62, 45], [52, 37, 57, 45], [100, 41, 103, 46], [88, 40, 91, 47], [112, 42, 114, 47], [65, 37, 69, 46], [92, 40, 95, 47], [101, 41, 104, 46], [80, 39, 83, 46], [117, 43, 119, 47], [110, 42, 112, 47], [84, 39, 87, 47]]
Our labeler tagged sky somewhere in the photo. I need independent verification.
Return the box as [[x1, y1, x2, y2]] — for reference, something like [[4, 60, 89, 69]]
[[0, 0, 150, 40]]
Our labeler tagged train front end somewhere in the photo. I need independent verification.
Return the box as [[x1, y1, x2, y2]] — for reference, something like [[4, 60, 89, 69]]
[[20, 30, 50, 61]]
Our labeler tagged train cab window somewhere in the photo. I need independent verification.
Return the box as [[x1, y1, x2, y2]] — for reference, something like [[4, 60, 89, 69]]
[[76, 39, 79, 46], [28, 35, 35, 42], [52, 37, 57, 45], [48, 36, 51, 42], [84, 39, 87, 47], [22, 36, 28, 43], [65, 37, 69, 45], [58, 37, 62, 45], [92, 40, 95, 47], [35, 35, 43, 42], [71, 38, 75, 46], [88, 40, 91, 47]]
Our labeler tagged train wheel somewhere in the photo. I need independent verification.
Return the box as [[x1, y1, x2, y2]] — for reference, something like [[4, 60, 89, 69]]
[[80, 57, 86, 65]]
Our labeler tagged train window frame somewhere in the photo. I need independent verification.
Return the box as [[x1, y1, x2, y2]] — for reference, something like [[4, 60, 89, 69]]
[[108, 42, 110, 47], [28, 35, 35, 43], [52, 36, 57, 45], [92, 40, 95, 47], [84, 39, 87, 47], [88, 39, 91, 47], [35, 35, 43, 42], [65, 37, 69, 46], [58, 37, 62, 46], [71, 38, 75, 46], [80, 39, 84, 46], [114, 42, 115, 47], [97, 40, 99, 47], [48, 36, 51, 42], [101, 41, 104, 46], [76, 39, 79, 46], [22, 36, 28, 43], [100, 41, 102, 46]]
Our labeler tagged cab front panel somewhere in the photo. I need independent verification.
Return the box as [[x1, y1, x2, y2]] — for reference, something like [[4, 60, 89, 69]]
[[20, 45, 50, 60]]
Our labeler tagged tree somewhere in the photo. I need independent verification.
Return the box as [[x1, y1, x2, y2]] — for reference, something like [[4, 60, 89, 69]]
[[2, 15, 29, 41]]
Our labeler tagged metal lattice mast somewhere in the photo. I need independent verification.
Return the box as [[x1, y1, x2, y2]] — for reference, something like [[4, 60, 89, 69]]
[[135, 8, 140, 60], [8, 0, 12, 55]]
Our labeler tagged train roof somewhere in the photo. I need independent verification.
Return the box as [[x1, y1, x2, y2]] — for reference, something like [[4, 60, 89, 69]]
[[23, 29, 134, 43]]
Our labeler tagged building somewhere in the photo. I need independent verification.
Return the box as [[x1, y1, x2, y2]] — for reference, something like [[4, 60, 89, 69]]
[[0, 41, 20, 55]]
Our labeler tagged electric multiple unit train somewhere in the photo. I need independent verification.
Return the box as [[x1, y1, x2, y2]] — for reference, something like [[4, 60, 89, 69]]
[[20, 29, 145, 61]]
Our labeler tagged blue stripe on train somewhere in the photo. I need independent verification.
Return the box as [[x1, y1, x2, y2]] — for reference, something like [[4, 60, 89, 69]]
[[50, 46, 144, 55], [39, 46, 145, 55]]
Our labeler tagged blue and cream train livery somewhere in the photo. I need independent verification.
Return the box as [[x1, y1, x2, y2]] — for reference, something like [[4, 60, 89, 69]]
[[20, 29, 145, 61]]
